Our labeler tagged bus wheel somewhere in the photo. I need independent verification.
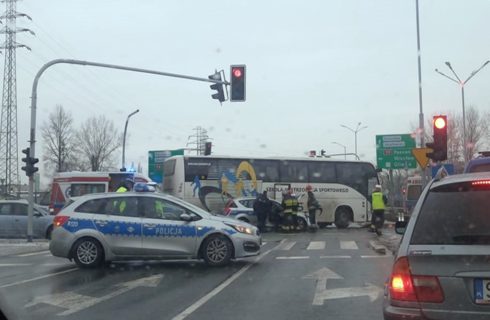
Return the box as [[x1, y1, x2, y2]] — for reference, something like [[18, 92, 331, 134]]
[[335, 207, 352, 229]]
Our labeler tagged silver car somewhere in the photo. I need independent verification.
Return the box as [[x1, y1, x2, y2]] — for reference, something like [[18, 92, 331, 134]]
[[0, 200, 54, 239], [223, 197, 309, 231], [49, 192, 261, 268], [384, 172, 490, 319]]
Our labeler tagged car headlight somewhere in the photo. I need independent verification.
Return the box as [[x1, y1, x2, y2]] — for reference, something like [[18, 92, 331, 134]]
[[226, 224, 254, 235]]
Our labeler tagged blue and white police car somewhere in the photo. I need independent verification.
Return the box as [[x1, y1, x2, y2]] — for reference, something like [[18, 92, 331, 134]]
[[49, 191, 261, 268]]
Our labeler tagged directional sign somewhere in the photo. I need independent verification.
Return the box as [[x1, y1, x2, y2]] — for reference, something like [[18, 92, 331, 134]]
[[148, 149, 184, 183], [25, 274, 163, 316], [411, 147, 432, 168], [376, 134, 417, 169], [303, 267, 382, 305]]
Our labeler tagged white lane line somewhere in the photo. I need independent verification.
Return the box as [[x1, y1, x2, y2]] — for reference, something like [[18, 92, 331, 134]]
[[340, 241, 358, 250], [171, 239, 285, 320], [17, 250, 50, 257], [0, 263, 31, 267], [306, 241, 326, 250], [361, 255, 393, 259], [319, 255, 352, 259], [0, 268, 77, 289], [276, 256, 310, 260]]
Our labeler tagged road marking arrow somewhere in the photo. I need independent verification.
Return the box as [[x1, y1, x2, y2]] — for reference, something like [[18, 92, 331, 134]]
[[303, 267, 382, 305], [25, 274, 163, 316]]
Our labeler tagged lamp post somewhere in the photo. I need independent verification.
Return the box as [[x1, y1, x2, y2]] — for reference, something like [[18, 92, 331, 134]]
[[331, 142, 347, 160], [340, 122, 368, 159], [122, 109, 140, 171], [435, 60, 490, 161]]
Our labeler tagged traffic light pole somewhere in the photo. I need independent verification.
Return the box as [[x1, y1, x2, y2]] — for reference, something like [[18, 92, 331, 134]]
[[28, 59, 230, 242]]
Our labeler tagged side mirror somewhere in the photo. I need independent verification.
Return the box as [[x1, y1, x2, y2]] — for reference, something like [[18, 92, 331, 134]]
[[180, 213, 192, 222], [34, 211, 43, 217], [395, 220, 408, 235]]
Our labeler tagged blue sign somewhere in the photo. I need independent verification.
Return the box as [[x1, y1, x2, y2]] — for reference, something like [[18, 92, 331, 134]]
[[431, 164, 454, 178]]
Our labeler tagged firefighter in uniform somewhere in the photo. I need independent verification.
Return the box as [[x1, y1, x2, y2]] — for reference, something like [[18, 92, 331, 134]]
[[281, 188, 299, 232], [370, 184, 387, 235]]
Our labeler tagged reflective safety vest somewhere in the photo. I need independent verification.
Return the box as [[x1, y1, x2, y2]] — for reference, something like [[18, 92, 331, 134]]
[[283, 197, 299, 215], [155, 201, 164, 216], [372, 192, 385, 210], [116, 186, 128, 193]]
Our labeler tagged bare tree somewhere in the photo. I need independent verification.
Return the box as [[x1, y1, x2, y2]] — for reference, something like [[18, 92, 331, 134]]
[[41, 105, 77, 172], [462, 106, 489, 161], [76, 115, 122, 171]]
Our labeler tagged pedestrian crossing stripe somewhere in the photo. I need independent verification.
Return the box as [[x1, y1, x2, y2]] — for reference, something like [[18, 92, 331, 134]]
[[306, 241, 326, 250], [340, 241, 358, 250], [273, 240, 366, 251]]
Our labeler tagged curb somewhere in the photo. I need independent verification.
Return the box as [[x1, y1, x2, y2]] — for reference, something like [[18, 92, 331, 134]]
[[0, 241, 49, 257]]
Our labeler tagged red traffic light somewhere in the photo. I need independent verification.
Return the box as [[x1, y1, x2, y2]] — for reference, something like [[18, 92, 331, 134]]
[[232, 68, 242, 78], [434, 117, 446, 129]]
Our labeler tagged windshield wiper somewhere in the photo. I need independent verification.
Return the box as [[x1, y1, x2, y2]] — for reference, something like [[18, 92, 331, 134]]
[[452, 234, 490, 244]]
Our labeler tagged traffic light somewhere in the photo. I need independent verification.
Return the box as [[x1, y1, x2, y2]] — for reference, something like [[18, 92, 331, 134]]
[[204, 142, 212, 156], [208, 71, 225, 103], [21, 147, 39, 177], [230, 65, 246, 102], [426, 115, 448, 162]]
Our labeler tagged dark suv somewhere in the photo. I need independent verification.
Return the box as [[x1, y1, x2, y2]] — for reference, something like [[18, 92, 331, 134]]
[[384, 172, 490, 319]]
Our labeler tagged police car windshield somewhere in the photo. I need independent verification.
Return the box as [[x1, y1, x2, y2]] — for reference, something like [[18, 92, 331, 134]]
[[165, 195, 213, 217]]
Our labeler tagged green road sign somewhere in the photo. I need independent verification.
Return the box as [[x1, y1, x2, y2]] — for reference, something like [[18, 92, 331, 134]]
[[148, 149, 184, 183], [376, 134, 417, 169]]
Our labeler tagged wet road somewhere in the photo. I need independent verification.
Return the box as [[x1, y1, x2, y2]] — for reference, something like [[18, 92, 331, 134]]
[[0, 228, 396, 320]]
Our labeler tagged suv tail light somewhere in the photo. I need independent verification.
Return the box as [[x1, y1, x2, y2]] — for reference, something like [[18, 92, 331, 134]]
[[224, 207, 231, 216], [389, 257, 444, 303], [53, 215, 69, 228]]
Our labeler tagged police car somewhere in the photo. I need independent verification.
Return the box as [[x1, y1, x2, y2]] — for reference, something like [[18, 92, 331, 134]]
[[49, 190, 261, 268]]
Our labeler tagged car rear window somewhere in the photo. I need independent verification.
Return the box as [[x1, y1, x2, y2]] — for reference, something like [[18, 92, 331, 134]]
[[411, 181, 490, 245], [239, 199, 254, 208], [468, 163, 490, 173]]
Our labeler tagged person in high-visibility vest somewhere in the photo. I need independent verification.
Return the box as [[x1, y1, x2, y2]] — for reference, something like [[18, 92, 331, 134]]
[[281, 188, 299, 232], [370, 184, 388, 235], [115, 179, 134, 213]]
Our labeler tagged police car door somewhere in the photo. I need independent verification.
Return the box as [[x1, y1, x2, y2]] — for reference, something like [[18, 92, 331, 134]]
[[139, 196, 197, 257], [92, 196, 143, 255]]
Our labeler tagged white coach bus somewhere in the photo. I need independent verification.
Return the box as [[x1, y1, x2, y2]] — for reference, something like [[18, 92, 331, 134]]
[[162, 155, 379, 228]]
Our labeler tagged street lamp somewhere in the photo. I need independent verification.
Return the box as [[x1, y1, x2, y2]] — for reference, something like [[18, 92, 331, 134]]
[[340, 122, 368, 159], [331, 142, 347, 160], [121, 109, 140, 171], [435, 60, 490, 161]]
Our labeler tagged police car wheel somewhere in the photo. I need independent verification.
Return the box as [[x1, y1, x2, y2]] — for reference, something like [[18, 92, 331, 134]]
[[202, 235, 233, 267], [73, 238, 103, 268]]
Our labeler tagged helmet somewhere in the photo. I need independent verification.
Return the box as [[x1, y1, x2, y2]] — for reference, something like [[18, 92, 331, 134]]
[[375, 184, 382, 190]]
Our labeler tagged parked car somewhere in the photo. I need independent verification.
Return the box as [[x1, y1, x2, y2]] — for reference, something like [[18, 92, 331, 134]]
[[49, 192, 261, 268], [384, 171, 490, 319], [223, 197, 308, 231], [0, 200, 54, 239]]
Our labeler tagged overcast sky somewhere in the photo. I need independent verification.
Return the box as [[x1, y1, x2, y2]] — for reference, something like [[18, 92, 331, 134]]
[[11, 0, 490, 184]]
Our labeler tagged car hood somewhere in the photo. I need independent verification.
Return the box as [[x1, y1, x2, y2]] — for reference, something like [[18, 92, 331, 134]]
[[208, 215, 254, 227]]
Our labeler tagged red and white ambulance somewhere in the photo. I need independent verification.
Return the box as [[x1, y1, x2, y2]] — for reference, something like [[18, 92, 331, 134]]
[[49, 171, 152, 214]]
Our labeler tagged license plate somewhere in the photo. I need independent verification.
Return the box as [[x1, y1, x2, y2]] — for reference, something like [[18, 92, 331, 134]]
[[474, 279, 490, 304]]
